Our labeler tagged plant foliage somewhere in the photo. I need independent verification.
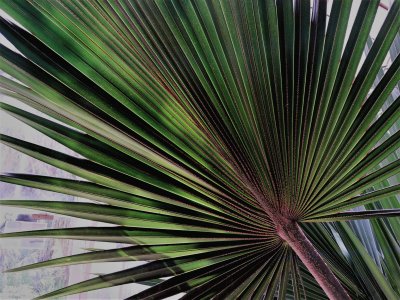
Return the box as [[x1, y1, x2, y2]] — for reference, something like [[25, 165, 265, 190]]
[[0, 0, 399, 299]]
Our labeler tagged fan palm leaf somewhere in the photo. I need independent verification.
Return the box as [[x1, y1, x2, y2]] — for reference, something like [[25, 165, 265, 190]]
[[0, 0, 399, 299]]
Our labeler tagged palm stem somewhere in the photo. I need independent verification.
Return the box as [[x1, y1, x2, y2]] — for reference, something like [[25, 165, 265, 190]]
[[275, 217, 350, 300], [255, 193, 350, 299]]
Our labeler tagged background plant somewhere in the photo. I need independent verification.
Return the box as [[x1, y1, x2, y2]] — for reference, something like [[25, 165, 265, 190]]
[[0, 0, 399, 299]]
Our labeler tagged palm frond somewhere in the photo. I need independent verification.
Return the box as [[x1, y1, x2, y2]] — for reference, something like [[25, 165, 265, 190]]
[[1, 0, 399, 299]]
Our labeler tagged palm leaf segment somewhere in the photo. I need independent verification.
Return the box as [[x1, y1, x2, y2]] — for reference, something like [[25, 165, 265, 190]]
[[0, 0, 399, 299]]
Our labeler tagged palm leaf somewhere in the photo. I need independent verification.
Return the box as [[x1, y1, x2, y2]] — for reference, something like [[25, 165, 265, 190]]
[[1, 0, 399, 299]]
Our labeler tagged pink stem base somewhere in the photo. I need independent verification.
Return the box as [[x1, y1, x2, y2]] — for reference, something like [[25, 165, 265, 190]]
[[275, 216, 351, 300]]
